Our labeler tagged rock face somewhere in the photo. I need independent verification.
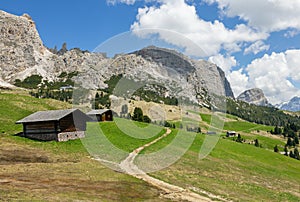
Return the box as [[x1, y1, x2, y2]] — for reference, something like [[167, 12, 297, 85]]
[[0, 10, 234, 105], [279, 97, 300, 112], [237, 88, 270, 106], [0, 10, 106, 83], [133, 47, 234, 98]]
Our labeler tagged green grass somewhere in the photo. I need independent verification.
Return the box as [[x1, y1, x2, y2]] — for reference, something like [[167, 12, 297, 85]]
[[82, 119, 166, 163], [139, 129, 178, 155], [240, 134, 286, 151], [0, 90, 167, 201], [0, 91, 70, 135], [142, 132, 300, 201], [200, 113, 274, 133], [200, 113, 212, 123], [1, 90, 299, 201], [224, 121, 274, 133]]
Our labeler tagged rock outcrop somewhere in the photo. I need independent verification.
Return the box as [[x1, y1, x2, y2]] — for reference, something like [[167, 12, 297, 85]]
[[278, 97, 300, 112], [237, 88, 270, 106], [0, 10, 234, 106]]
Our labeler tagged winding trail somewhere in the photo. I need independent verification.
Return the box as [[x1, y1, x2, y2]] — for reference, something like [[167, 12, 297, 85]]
[[119, 128, 226, 202]]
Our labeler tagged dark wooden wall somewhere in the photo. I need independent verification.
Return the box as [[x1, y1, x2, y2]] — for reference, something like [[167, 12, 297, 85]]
[[60, 110, 88, 131], [21, 110, 89, 141], [24, 121, 58, 141], [89, 111, 113, 122]]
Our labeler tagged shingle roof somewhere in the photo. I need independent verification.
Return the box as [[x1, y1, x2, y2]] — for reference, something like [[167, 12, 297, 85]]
[[16, 109, 78, 124], [86, 109, 111, 115]]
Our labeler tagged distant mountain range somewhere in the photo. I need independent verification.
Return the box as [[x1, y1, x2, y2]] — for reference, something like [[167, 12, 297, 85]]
[[276, 97, 300, 112], [0, 10, 233, 107], [2, 9, 300, 113]]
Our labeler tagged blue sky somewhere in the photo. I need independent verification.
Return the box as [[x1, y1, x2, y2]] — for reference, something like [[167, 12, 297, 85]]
[[1, 0, 300, 104]]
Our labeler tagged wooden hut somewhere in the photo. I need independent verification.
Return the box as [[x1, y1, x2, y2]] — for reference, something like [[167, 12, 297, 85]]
[[226, 131, 236, 137], [16, 109, 91, 141], [86, 109, 113, 122]]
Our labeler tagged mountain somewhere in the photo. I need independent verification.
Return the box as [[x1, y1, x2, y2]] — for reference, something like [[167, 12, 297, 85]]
[[237, 88, 270, 107], [0, 10, 234, 106], [278, 97, 300, 112]]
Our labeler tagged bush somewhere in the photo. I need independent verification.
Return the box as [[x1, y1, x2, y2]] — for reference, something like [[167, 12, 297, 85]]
[[132, 107, 143, 122], [15, 75, 42, 89], [143, 115, 151, 123], [254, 139, 260, 147]]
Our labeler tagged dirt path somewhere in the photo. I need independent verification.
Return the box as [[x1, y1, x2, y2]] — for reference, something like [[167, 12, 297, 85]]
[[119, 128, 227, 202]]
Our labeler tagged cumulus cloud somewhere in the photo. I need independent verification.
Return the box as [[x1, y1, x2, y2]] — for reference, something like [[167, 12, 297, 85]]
[[205, 0, 300, 33], [227, 69, 249, 97], [130, 0, 268, 57], [107, 0, 137, 5], [284, 29, 300, 38], [244, 40, 270, 55], [208, 54, 237, 75], [246, 50, 300, 104]]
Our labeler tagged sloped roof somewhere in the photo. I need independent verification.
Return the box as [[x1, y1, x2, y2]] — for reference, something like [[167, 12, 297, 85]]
[[86, 109, 111, 115], [16, 109, 78, 124]]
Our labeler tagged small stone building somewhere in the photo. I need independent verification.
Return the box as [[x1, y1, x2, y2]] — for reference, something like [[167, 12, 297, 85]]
[[16, 109, 91, 141], [226, 131, 236, 137], [86, 109, 113, 122]]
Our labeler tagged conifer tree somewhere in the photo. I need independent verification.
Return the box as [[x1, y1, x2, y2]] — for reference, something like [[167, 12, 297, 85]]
[[274, 145, 279, 153]]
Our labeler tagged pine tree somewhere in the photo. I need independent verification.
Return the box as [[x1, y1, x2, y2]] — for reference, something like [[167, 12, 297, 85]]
[[284, 146, 288, 156], [289, 150, 295, 158], [287, 138, 293, 147], [254, 139, 260, 147], [294, 148, 300, 160], [132, 107, 143, 122], [143, 115, 151, 123], [236, 134, 243, 143], [294, 135, 299, 145], [274, 145, 279, 153]]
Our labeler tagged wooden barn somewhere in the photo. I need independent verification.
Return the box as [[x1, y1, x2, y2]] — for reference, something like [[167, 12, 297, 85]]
[[16, 109, 91, 141], [86, 109, 113, 122], [226, 131, 236, 137]]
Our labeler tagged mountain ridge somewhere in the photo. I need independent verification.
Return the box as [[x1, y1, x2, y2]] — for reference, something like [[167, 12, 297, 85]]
[[237, 88, 270, 107], [278, 96, 300, 112], [0, 10, 234, 106]]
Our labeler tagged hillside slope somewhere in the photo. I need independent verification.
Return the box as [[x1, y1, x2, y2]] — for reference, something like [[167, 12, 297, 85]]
[[0, 90, 167, 201]]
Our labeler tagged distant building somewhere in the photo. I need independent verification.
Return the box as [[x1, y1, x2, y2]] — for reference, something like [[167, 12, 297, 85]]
[[59, 85, 73, 91], [226, 131, 236, 137], [86, 109, 113, 122], [16, 109, 91, 141]]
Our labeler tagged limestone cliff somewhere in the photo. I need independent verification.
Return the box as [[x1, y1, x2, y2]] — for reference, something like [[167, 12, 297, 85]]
[[237, 88, 270, 107], [0, 10, 234, 106]]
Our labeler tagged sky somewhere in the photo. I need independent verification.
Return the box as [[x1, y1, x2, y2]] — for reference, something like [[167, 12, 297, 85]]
[[1, 0, 300, 104]]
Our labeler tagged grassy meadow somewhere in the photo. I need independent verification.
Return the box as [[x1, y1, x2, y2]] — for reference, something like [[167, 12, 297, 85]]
[[1, 89, 299, 201], [141, 132, 300, 201], [0, 90, 168, 201]]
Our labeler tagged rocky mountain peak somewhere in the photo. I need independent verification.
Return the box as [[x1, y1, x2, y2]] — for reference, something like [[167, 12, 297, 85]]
[[0, 10, 234, 106], [279, 96, 300, 112], [237, 88, 270, 106], [133, 46, 195, 75]]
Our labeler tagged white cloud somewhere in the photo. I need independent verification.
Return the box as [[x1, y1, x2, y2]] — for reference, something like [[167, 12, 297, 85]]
[[246, 50, 300, 104], [107, 0, 137, 5], [227, 69, 249, 97], [244, 40, 270, 55], [130, 0, 268, 57], [205, 0, 300, 33], [208, 54, 236, 75], [284, 29, 300, 38]]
